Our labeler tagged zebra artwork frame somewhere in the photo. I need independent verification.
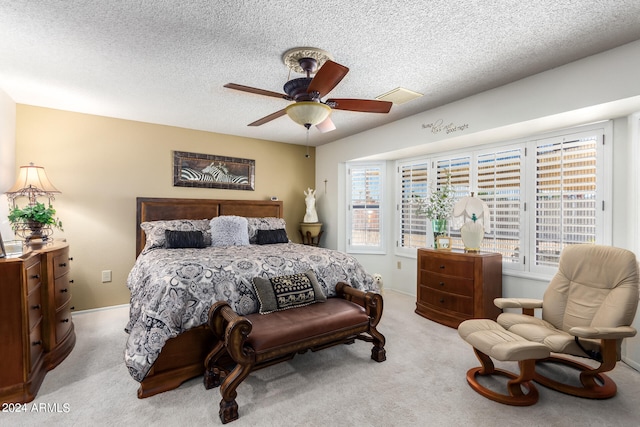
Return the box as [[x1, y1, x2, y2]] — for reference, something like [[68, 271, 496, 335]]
[[173, 151, 255, 191]]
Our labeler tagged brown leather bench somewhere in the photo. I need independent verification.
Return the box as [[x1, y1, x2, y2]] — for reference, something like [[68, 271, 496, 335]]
[[204, 282, 386, 424]]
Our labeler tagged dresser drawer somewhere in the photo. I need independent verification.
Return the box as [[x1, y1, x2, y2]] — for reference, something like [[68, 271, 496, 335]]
[[420, 255, 474, 278], [54, 274, 72, 308], [419, 286, 473, 316], [52, 248, 71, 279], [55, 304, 73, 344], [27, 286, 43, 330], [26, 260, 42, 293], [29, 324, 44, 368], [419, 270, 474, 297]]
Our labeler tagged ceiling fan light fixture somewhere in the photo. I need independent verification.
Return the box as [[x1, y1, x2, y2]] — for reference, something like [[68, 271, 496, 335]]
[[285, 102, 331, 128]]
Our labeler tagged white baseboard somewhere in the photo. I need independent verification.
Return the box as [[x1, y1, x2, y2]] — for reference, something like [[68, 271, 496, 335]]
[[72, 303, 130, 316]]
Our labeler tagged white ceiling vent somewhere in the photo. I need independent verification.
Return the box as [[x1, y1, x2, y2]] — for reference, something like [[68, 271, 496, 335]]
[[376, 87, 423, 104]]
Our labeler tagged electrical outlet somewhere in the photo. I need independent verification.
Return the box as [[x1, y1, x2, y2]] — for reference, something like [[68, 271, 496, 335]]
[[101, 270, 112, 283]]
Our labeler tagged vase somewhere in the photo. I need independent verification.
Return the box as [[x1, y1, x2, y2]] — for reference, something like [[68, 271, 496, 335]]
[[21, 220, 50, 243], [461, 221, 484, 252], [432, 219, 448, 248]]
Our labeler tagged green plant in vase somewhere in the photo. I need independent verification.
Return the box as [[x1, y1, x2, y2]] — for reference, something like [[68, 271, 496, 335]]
[[415, 175, 455, 248], [8, 202, 63, 241]]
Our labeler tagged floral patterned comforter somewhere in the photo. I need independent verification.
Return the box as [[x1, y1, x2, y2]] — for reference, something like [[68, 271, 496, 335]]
[[124, 243, 375, 381]]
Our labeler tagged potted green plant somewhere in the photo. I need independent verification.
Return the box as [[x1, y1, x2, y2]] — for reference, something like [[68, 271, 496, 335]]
[[415, 175, 455, 247], [8, 202, 63, 241]]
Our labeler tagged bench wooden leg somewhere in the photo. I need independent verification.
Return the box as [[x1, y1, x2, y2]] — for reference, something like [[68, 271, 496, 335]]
[[220, 399, 239, 424], [219, 361, 253, 424], [370, 325, 387, 362], [204, 341, 226, 389]]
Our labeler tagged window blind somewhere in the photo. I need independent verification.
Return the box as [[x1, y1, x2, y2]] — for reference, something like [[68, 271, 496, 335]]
[[534, 134, 599, 268], [398, 160, 429, 249], [476, 148, 523, 264], [348, 163, 384, 251]]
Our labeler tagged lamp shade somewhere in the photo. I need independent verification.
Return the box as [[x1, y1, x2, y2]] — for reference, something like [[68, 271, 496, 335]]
[[5, 163, 60, 205], [452, 194, 490, 231], [285, 102, 331, 128]]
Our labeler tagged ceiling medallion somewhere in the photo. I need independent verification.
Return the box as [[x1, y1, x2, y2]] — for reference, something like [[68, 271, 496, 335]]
[[282, 47, 334, 75]]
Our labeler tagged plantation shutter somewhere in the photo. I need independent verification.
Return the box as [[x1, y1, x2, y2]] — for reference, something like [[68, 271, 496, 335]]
[[435, 156, 471, 246], [533, 133, 600, 269], [476, 147, 524, 265], [398, 160, 429, 249], [348, 163, 384, 252]]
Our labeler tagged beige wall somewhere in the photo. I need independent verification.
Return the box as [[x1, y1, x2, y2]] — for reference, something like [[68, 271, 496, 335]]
[[14, 105, 315, 310]]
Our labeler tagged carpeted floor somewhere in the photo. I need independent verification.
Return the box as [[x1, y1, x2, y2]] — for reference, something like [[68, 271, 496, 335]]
[[4, 290, 640, 426]]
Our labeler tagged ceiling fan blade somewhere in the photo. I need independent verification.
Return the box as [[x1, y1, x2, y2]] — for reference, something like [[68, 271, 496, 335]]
[[316, 117, 336, 133], [248, 108, 287, 126], [224, 83, 289, 100], [306, 60, 349, 98], [326, 98, 392, 113]]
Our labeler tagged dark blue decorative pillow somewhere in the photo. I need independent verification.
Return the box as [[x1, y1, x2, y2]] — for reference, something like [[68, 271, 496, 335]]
[[255, 228, 289, 245], [252, 270, 326, 314], [164, 230, 206, 249]]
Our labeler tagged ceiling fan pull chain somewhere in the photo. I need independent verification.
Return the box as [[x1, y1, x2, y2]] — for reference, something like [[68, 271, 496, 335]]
[[305, 128, 311, 158]]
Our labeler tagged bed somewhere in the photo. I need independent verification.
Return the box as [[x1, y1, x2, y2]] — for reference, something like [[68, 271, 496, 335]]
[[125, 197, 377, 398]]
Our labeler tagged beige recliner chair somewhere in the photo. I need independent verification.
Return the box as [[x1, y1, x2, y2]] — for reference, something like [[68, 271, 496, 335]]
[[495, 244, 639, 399]]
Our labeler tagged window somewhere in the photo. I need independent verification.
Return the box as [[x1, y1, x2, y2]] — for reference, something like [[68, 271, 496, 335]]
[[530, 131, 603, 274], [347, 162, 385, 253], [397, 160, 429, 254], [476, 147, 524, 266], [395, 123, 610, 274]]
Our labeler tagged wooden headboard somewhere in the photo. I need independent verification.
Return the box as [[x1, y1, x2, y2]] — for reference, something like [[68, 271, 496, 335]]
[[136, 197, 284, 257]]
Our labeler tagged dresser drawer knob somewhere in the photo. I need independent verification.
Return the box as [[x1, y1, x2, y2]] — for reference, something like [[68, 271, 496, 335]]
[[31, 304, 41, 310], [69, 279, 74, 283], [439, 298, 445, 303], [32, 340, 42, 346], [69, 257, 73, 261], [71, 306, 75, 310], [439, 281, 445, 286], [439, 265, 445, 269], [31, 274, 40, 279], [60, 288, 68, 293], [61, 318, 70, 323], [59, 262, 67, 267]]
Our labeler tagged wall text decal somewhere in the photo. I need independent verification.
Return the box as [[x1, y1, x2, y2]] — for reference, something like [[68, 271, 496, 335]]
[[422, 119, 469, 135]]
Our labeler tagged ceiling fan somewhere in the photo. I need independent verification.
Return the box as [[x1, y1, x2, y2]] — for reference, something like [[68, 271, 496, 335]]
[[224, 47, 393, 133]]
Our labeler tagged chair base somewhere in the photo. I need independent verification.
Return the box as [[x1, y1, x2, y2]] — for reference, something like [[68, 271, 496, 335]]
[[534, 356, 617, 399], [466, 358, 540, 406]]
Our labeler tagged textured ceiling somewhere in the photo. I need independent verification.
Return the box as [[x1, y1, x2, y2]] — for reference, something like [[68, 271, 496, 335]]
[[2, 1, 640, 146]]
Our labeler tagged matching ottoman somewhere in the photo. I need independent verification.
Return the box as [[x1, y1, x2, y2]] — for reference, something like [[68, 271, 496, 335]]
[[458, 318, 550, 405]]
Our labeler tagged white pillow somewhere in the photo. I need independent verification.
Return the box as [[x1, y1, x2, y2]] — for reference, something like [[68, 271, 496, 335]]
[[210, 216, 250, 247]]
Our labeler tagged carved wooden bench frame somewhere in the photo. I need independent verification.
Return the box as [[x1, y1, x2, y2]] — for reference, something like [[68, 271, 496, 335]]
[[204, 282, 386, 424]]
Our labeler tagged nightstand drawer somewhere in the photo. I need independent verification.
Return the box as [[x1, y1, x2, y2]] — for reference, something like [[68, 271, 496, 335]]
[[26, 260, 42, 293], [54, 275, 72, 308], [52, 248, 70, 279], [27, 286, 43, 330], [419, 271, 474, 296], [419, 286, 473, 316], [29, 325, 44, 368], [55, 304, 73, 344], [419, 255, 474, 278]]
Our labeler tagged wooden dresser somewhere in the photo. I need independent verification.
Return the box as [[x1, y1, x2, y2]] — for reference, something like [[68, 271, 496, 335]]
[[416, 248, 502, 328], [0, 240, 75, 404]]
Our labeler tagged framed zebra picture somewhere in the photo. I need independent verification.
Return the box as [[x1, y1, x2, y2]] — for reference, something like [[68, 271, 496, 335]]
[[173, 151, 255, 191]]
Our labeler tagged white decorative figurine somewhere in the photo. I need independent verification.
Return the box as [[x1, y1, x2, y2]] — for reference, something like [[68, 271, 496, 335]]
[[303, 188, 318, 223]]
